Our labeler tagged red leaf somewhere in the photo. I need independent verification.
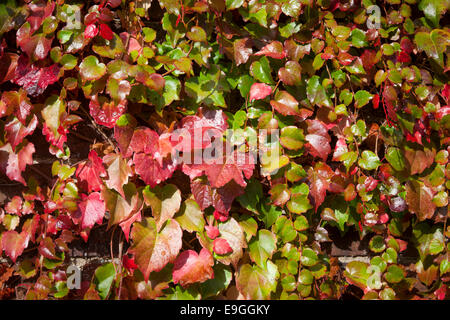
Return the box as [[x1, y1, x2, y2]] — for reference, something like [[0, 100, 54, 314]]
[[332, 138, 348, 161], [305, 119, 331, 161], [213, 209, 229, 222], [1, 230, 27, 263], [0, 51, 18, 84], [16, 23, 53, 60], [38, 237, 57, 260], [135, 71, 165, 92], [372, 93, 380, 109], [13, 55, 60, 97], [234, 38, 253, 66], [5, 115, 38, 151], [129, 128, 159, 155], [361, 50, 378, 72], [214, 180, 245, 213], [26, 2, 55, 33], [76, 150, 107, 192], [337, 51, 355, 66], [191, 178, 244, 214], [436, 106, 450, 121], [102, 153, 131, 197], [76, 192, 106, 229], [174, 109, 228, 152], [308, 162, 334, 212], [133, 153, 177, 187], [405, 180, 436, 221], [84, 24, 99, 39], [270, 91, 300, 116], [21, 214, 40, 244], [89, 97, 126, 128], [397, 51, 411, 63], [213, 238, 233, 255], [99, 23, 114, 41], [205, 225, 220, 239], [119, 211, 141, 242], [172, 249, 214, 287], [191, 177, 214, 210], [254, 41, 286, 59], [192, 148, 255, 189], [363, 176, 378, 192], [5, 196, 22, 215], [378, 213, 389, 224], [435, 284, 447, 300], [249, 83, 272, 101], [114, 115, 137, 157], [129, 218, 182, 281], [123, 255, 138, 273], [400, 38, 414, 54], [0, 142, 35, 185], [42, 123, 67, 151], [119, 32, 142, 56]]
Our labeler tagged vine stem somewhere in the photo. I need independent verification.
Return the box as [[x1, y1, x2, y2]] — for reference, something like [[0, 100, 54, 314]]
[[117, 232, 124, 300], [79, 105, 117, 151]]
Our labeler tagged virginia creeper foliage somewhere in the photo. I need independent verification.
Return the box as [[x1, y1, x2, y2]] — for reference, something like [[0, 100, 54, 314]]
[[0, 0, 449, 300]]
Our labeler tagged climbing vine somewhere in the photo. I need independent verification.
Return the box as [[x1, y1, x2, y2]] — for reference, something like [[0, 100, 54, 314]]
[[0, 0, 449, 300]]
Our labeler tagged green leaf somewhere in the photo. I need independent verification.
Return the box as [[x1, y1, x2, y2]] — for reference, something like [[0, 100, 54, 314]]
[[351, 29, 368, 48], [42, 96, 65, 139], [382, 247, 398, 264], [92, 33, 125, 59], [414, 30, 450, 68], [413, 223, 445, 259], [143, 184, 181, 231], [250, 56, 274, 84], [236, 261, 279, 299], [175, 199, 205, 233], [280, 126, 305, 150], [287, 194, 312, 214], [270, 184, 290, 206], [259, 200, 282, 228], [344, 261, 370, 291], [226, 0, 244, 10], [332, 26, 351, 41], [185, 65, 230, 107], [142, 27, 156, 42], [93, 263, 116, 300], [199, 264, 233, 299], [300, 248, 318, 267], [274, 216, 297, 243], [418, 0, 447, 27], [369, 235, 386, 253], [386, 147, 405, 171], [307, 76, 332, 108], [354, 90, 373, 108], [187, 26, 207, 42], [54, 281, 69, 299], [237, 178, 263, 214], [286, 163, 306, 182], [358, 150, 381, 170], [60, 54, 77, 70], [293, 215, 309, 231], [248, 230, 277, 267], [298, 269, 313, 285], [79, 56, 107, 81], [339, 89, 353, 106], [384, 265, 404, 284]]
